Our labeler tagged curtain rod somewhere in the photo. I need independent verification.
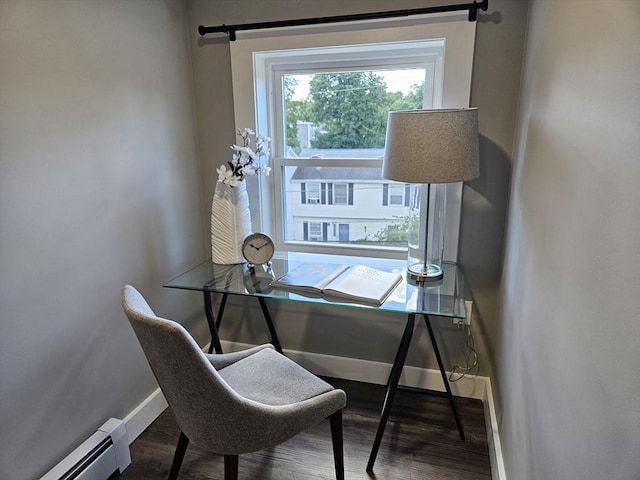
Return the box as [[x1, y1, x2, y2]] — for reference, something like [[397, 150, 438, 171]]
[[198, 0, 489, 41]]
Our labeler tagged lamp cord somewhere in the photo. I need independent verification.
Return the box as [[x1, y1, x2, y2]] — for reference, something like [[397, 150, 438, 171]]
[[449, 322, 479, 382]]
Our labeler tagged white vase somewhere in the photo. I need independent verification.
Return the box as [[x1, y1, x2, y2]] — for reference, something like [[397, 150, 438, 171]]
[[211, 181, 251, 264]]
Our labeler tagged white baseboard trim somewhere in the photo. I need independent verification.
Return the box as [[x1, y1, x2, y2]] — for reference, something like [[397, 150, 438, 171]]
[[121, 340, 506, 480], [483, 379, 507, 480], [122, 386, 167, 444], [222, 340, 487, 398]]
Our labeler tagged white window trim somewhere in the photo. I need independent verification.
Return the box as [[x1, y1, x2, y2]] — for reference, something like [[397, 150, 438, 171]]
[[230, 13, 476, 260]]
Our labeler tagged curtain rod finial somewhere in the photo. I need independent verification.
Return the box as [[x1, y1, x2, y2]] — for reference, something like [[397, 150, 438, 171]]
[[469, 0, 489, 21]]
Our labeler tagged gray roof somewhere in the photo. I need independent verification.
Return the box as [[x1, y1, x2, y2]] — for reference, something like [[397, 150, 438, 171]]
[[298, 148, 384, 159], [291, 166, 384, 181], [289, 148, 386, 181]]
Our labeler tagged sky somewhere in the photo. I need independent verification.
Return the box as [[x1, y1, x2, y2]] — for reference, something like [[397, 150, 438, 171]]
[[290, 68, 425, 100]]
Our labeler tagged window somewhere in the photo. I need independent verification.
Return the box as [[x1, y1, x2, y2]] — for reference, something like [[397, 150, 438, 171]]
[[384, 184, 409, 207], [308, 222, 323, 241], [333, 183, 348, 205], [304, 183, 321, 204], [300, 181, 353, 206], [230, 14, 476, 259]]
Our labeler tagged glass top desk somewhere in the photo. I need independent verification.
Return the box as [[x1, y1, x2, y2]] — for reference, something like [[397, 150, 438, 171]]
[[164, 251, 467, 471]]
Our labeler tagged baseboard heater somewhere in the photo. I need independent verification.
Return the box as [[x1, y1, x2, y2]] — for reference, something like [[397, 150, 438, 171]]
[[40, 418, 131, 480]]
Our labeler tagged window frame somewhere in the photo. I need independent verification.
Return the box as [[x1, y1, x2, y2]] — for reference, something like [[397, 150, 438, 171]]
[[229, 13, 477, 260]]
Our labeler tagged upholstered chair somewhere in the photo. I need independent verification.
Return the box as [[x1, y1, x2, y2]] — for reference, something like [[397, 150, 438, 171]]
[[122, 285, 346, 480]]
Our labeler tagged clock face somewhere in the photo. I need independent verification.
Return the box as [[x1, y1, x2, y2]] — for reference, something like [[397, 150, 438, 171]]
[[242, 233, 275, 265]]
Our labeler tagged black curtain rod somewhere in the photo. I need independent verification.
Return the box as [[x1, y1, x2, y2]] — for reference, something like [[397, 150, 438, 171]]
[[198, 0, 488, 41]]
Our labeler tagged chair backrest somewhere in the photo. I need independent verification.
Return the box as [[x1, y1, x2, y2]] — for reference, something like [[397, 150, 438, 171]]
[[122, 285, 248, 450]]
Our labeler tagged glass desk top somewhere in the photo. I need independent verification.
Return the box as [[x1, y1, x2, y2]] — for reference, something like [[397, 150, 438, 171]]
[[165, 252, 466, 319]]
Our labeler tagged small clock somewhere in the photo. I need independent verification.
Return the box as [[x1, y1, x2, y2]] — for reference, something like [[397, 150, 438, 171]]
[[242, 232, 275, 265]]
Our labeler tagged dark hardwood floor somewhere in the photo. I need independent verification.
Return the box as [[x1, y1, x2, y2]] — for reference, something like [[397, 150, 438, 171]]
[[116, 377, 491, 479]]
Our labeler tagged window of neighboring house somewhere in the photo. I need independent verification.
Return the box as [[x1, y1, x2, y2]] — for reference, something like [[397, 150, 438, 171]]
[[304, 183, 321, 204], [230, 14, 476, 259], [305, 221, 325, 241], [384, 183, 410, 206], [300, 181, 354, 205], [333, 183, 348, 205]]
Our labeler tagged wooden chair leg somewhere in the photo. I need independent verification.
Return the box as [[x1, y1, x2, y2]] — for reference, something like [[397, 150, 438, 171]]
[[224, 454, 239, 480], [329, 410, 345, 480], [168, 431, 189, 480]]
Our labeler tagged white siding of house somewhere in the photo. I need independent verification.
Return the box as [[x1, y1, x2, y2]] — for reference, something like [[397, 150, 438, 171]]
[[288, 180, 407, 242]]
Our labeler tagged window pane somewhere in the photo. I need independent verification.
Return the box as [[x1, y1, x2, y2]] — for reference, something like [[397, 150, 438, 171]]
[[309, 222, 322, 240], [389, 184, 404, 206], [283, 69, 425, 157], [306, 183, 320, 204], [334, 183, 348, 205], [282, 165, 408, 248]]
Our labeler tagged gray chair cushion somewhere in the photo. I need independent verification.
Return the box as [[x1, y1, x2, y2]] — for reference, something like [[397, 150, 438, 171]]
[[219, 348, 334, 405]]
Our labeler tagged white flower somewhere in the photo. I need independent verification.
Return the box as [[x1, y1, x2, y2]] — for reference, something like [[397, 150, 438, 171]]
[[217, 164, 234, 183], [226, 175, 240, 187], [242, 164, 258, 176], [217, 127, 271, 186]]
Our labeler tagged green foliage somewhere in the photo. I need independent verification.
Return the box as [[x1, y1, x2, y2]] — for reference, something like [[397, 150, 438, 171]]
[[284, 76, 302, 153], [284, 72, 424, 151], [388, 83, 424, 112], [373, 216, 410, 244], [308, 72, 390, 148], [285, 100, 314, 154]]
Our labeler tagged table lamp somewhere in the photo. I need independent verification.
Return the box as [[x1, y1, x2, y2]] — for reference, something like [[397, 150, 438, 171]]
[[382, 108, 479, 282]]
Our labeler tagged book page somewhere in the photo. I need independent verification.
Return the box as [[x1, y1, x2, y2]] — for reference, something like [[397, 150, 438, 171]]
[[323, 265, 403, 305], [270, 263, 349, 293]]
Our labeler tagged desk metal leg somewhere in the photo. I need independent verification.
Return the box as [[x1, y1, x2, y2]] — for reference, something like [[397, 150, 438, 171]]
[[423, 314, 465, 441], [367, 313, 415, 472], [367, 313, 466, 472], [203, 291, 223, 354], [215, 293, 228, 330], [203, 292, 282, 355], [257, 297, 283, 353]]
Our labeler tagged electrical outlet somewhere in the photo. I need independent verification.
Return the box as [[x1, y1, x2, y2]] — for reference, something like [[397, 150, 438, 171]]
[[454, 300, 473, 326]]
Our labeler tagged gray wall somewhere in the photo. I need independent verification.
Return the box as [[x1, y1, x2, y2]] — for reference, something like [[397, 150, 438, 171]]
[[0, 1, 205, 478], [498, 1, 640, 479], [186, 0, 528, 376]]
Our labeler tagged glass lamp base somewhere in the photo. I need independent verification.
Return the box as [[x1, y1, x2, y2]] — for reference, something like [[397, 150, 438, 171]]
[[407, 262, 444, 283]]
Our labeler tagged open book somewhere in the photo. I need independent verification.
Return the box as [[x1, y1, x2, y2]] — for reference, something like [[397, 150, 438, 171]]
[[270, 263, 403, 305]]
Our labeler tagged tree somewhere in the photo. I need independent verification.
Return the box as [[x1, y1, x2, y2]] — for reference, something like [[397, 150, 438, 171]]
[[308, 72, 390, 148], [285, 73, 425, 151], [373, 216, 410, 246], [285, 99, 313, 154], [282, 75, 309, 153], [388, 82, 424, 112]]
